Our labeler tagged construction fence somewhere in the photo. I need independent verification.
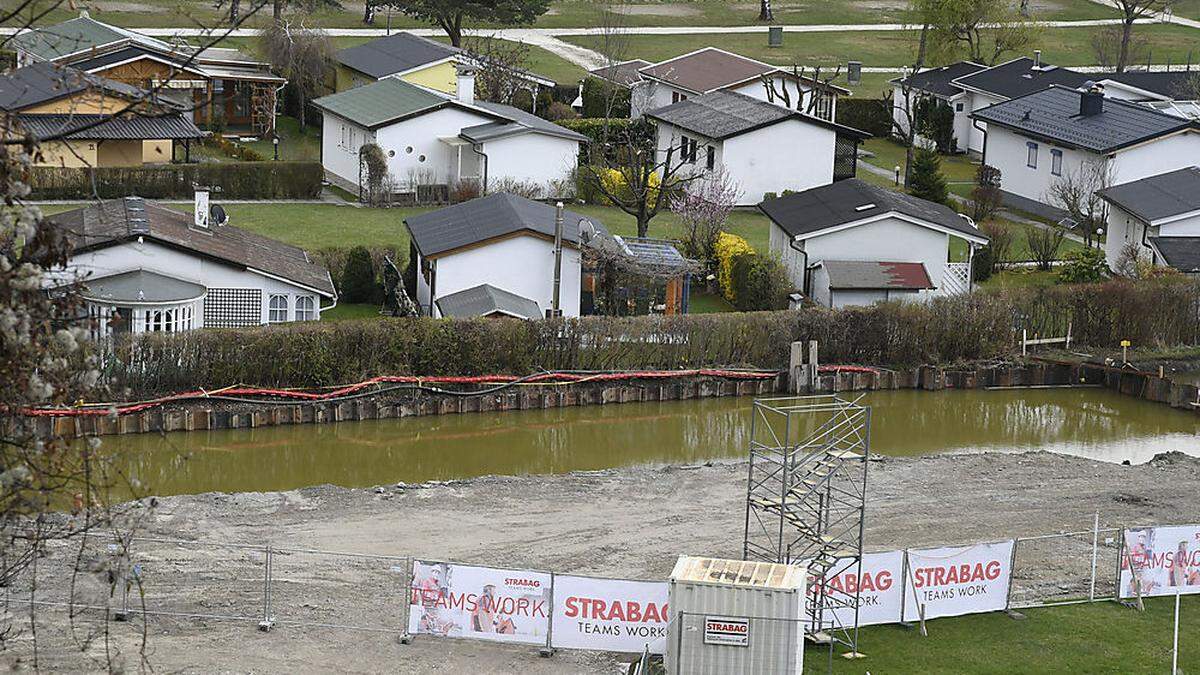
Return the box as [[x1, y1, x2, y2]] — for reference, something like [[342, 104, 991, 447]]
[[10, 520, 1197, 659]]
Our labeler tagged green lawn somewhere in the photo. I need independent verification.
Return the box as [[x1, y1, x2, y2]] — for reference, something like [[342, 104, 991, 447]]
[[980, 267, 1062, 288], [689, 290, 735, 313], [806, 597, 1199, 673], [566, 24, 1200, 72], [322, 303, 381, 321], [243, 116, 321, 161]]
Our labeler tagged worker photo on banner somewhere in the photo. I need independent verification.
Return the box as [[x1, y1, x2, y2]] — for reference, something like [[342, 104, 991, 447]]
[[1120, 525, 1200, 599], [408, 560, 551, 644]]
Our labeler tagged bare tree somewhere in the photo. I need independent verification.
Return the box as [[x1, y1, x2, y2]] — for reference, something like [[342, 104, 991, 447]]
[[760, 64, 843, 119], [1112, 0, 1167, 73], [1091, 25, 1147, 70], [910, 0, 1036, 65], [1026, 224, 1066, 270], [463, 35, 535, 107], [1045, 159, 1112, 247], [260, 19, 333, 130], [670, 166, 741, 272]]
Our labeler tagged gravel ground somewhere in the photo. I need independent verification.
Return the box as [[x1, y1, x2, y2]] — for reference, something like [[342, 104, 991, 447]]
[[8, 451, 1200, 673]]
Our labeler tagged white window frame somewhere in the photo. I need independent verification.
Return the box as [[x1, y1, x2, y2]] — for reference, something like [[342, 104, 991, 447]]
[[268, 294, 289, 323], [295, 296, 316, 321]]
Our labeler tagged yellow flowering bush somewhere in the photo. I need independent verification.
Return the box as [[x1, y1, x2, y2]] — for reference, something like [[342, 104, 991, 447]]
[[714, 232, 755, 303]]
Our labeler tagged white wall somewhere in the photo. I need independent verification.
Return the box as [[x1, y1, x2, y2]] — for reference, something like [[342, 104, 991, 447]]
[[966, 91, 1003, 154], [804, 215, 950, 290], [1104, 203, 1200, 270], [770, 222, 807, 292], [374, 106, 496, 190], [480, 132, 579, 198], [1109, 133, 1200, 185], [321, 112, 375, 187], [633, 75, 835, 119], [67, 240, 323, 326], [426, 235, 582, 318]]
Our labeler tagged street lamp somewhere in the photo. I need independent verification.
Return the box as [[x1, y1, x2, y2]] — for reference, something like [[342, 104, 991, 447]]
[[894, 165, 901, 186], [273, 135, 279, 161]]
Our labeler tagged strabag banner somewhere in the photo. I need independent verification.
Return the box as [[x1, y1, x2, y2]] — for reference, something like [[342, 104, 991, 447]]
[[1120, 524, 1200, 599], [808, 550, 904, 627], [902, 541, 1015, 620], [549, 575, 670, 654], [409, 560, 551, 645]]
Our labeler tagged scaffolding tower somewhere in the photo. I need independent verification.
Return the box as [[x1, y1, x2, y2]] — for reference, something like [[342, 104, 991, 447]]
[[743, 395, 870, 655]]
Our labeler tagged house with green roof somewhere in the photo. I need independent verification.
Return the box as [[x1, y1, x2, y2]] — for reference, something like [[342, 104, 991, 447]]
[[312, 68, 586, 200]]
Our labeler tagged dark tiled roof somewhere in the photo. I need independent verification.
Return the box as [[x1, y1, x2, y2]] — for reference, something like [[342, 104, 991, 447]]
[[49, 197, 335, 296], [971, 85, 1197, 153], [82, 269, 206, 304], [821, 260, 935, 290], [891, 61, 987, 98], [0, 61, 144, 111], [588, 59, 652, 87], [17, 113, 203, 140], [1149, 237, 1200, 273], [405, 192, 608, 257], [465, 101, 589, 142], [1097, 167, 1200, 223], [336, 32, 459, 79], [952, 57, 1090, 100], [436, 284, 542, 319], [759, 178, 987, 241], [646, 90, 868, 141], [638, 48, 780, 94], [1100, 70, 1200, 99]]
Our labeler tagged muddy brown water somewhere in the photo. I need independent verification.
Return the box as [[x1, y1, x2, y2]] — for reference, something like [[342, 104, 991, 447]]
[[105, 388, 1198, 499]]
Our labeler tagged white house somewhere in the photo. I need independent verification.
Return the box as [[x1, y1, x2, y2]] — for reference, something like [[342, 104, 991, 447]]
[[48, 194, 336, 338], [590, 48, 848, 121], [645, 90, 869, 206], [760, 178, 988, 308], [313, 68, 587, 199], [971, 84, 1200, 219], [405, 193, 609, 318], [1097, 167, 1200, 273], [889, 61, 987, 154]]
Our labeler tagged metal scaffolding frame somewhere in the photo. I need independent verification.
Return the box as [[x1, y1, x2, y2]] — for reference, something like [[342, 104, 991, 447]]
[[742, 394, 870, 655]]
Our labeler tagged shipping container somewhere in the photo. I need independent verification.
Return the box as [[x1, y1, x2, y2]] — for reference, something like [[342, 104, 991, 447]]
[[665, 556, 807, 675]]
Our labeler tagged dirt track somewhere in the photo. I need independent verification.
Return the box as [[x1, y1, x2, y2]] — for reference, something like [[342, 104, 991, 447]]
[[11, 450, 1200, 673]]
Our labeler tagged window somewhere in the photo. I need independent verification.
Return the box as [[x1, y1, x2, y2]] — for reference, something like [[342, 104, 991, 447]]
[[295, 296, 315, 321], [268, 294, 289, 323], [1026, 142, 1038, 169], [1051, 149, 1063, 176], [671, 91, 687, 104], [706, 145, 715, 170], [955, 102, 964, 112]]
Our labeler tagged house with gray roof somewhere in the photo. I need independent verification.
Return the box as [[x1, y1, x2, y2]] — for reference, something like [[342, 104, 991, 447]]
[[1098, 167, 1200, 274], [47, 193, 336, 338], [313, 68, 586, 199], [760, 178, 987, 308], [971, 83, 1200, 219], [405, 193, 609, 318], [645, 90, 869, 205], [889, 61, 987, 153]]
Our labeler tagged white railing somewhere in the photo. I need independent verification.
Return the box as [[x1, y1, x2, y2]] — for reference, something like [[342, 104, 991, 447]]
[[941, 262, 971, 296]]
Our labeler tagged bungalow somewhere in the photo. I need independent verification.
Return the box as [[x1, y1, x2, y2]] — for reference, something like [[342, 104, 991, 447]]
[[404, 192, 608, 318], [48, 193, 336, 338], [1098, 167, 1200, 274], [889, 61, 987, 153], [591, 48, 849, 121], [333, 31, 555, 106], [0, 62, 203, 167], [761, 178, 988, 308], [313, 68, 587, 199], [971, 84, 1200, 219], [645, 90, 869, 206], [11, 11, 284, 133]]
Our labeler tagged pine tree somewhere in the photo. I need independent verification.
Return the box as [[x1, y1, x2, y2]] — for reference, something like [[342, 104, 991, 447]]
[[341, 246, 381, 304], [908, 146, 950, 206]]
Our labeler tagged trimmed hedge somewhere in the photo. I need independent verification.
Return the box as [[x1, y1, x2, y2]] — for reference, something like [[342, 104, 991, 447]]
[[28, 161, 323, 200], [104, 278, 1200, 394], [835, 98, 892, 138], [556, 117, 634, 143]]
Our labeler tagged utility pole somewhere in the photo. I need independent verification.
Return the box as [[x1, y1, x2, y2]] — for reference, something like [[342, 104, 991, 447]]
[[551, 201, 564, 318]]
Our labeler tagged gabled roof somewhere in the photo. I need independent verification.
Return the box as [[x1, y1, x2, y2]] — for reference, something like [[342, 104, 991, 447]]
[[0, 61, 145, 111], [404, 192, 608, 258], [890, 61, 987, 98], [952, 57, 1090, 100], [1148, 237, 1200, 273], [1097, 167, 1200, 224], [436, 284, 543, 319], [17, 113, 203, 141], [758, 178, 987, 243], [336, 32, 460, 79], [819, 260, 935, 290], [645, 90, 869, 141], [588, 59, 652, 87], [49, 197, 335, 297], [312, 77, 458, 128], [970, 85, 1198, 153], [465, 101, 589, 142], [1098, 70, 1200, 100], [11, 14, 173, 62], [637, 47, 850, 96]]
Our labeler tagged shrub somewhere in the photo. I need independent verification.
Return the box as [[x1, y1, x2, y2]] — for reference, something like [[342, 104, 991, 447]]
[[914, 97, 955, 153], [450, 179, 482, 204], [556, 118, 634, 144], [907, 146, 949, 205], [28, 162, 323, 199], [730, 253, 794, 311], [713, 232, 756, 303], [359, 143, 389, 204], [543, 101, 578, 121], [979, 221, 1014, 271], [1057, 247, 1108, 284], [580, 76, 631, 118], [972, 246, 995, 283], [341, 246, 382, 304], [1026, 224, 1066, 271], [835, 98, 891, 137], [970, 165, 1003, 222]]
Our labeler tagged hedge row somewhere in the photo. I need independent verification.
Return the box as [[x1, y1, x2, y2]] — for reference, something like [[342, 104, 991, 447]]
[[104, 278, 1200, 394], [836, 98, 892, 138], [28, 161, 324, 200]]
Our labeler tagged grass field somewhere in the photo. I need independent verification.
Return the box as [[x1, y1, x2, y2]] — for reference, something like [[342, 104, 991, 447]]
[[804, 596, 1199, 673]]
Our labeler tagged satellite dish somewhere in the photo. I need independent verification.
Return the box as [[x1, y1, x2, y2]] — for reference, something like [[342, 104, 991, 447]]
[[209, 204, 228, 226]]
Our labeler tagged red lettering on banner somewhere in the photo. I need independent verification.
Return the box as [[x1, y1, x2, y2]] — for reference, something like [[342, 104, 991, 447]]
[[561, 596, 669, 623], [914, 560, 1002, 588]]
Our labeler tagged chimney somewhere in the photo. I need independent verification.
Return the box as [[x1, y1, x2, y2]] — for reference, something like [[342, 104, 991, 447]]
[[1079, 82, 1104, 117], [1033, 49, 1041, 68], [194, 188, 210, 229], [455, 64, 476, 106]]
